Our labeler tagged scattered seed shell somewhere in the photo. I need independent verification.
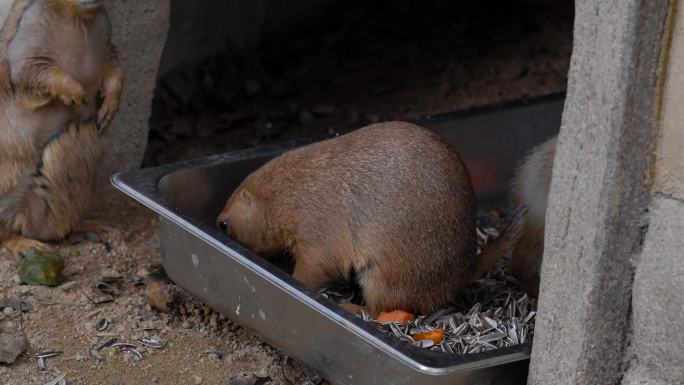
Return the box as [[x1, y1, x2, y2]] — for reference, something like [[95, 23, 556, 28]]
[[138, 337, 165, 349], [36, 351, 62, 359], [325, 222, 538, 355], [110, 342, 136, 349], [95, 281, 119, 296], [96, 318, 109, 331], [200, 351, 223, 360], [96, 338, 118, 351], [122, 348, 142, 361], [42, 374, 65, 385]]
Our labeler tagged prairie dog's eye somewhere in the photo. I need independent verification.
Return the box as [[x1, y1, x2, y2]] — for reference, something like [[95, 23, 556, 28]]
[[218, 220, 229, 232]]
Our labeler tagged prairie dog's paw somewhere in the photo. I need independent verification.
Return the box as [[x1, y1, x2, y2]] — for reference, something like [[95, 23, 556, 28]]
[[3, 236, 49, 256], [96, 95, 120, 132], [50, 73, 87, 107]]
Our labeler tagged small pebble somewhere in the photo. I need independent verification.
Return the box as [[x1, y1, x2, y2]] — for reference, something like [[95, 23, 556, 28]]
[[0, 334, 28, 364], [192, 375, 202, 384], [59, 281, 79, 292]]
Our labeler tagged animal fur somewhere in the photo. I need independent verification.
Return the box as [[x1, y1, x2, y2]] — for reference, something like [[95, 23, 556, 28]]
[[508, 136, 556, 297], [217, 122, 478, 315], [0, 0, 122, 254]]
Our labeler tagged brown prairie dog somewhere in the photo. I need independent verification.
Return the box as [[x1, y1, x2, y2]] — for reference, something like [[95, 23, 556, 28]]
[[217, 122, 478, 316], [0, 0, 123, 254], [509, 136, 557, 297]]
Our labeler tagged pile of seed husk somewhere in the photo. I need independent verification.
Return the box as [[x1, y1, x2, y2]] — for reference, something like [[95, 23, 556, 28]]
[[322, 225, 536, 354], [380, 226, 535, 353]]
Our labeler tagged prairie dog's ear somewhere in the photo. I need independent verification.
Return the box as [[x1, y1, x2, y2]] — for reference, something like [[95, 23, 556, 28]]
[[240, 189, 254, 209]]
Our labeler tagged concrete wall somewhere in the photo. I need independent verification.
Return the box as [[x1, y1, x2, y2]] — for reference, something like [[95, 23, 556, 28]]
[[100, 0, 170, 181], [528, 1, 683, 384], [623, 1, 684, 383]]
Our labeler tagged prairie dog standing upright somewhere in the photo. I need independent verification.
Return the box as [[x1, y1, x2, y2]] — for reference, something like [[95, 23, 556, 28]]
[[509, 136, 556, 297], [217, 122, 478, 316], [0, 0, 123, 254]]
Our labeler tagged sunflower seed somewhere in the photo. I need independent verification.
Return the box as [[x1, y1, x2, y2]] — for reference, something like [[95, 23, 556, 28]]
[[478, 331, 507, 344], [96, 338, 118, 351], [522, 311, 536, 325], [335, 222, 538, 354], [138, 337, 165, 349], [200, 351, 223, 360], [110, 342, 136, 349], [42, 374, 65, 385], [122, 348, 142, 361], [95, 281, 119, 296], [96, 319, 108, 331], [413, 339, 434, 348], [36, 351, 62, 359]]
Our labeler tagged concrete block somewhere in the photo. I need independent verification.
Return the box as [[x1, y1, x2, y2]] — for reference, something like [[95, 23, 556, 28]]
[[100, 0, 170, 181], [622, 195, 684, 385], [527, 1, 669, 384]]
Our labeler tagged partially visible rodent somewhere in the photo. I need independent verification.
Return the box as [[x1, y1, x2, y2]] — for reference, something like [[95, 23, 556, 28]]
[[217, 122, 478, 316], [508, 136, 556, 297], [0, 0, 123, 254]]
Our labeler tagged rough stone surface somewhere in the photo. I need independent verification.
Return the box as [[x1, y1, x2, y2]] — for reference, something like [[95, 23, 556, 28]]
[[99, 0, 170, 181], [528, 1, 669, 385], [623, 195, 684, 385], [623, 3, 684, 384], [0, 334, 27, 364]]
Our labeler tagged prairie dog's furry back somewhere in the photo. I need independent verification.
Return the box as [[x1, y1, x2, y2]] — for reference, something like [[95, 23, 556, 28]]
[[513, 137, 556, 224], [509, 136, 557, 297], [218, 122, 478, 315]]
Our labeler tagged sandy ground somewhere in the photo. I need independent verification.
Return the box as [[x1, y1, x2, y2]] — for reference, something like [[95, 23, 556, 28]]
[[0, 191, 321, 385]]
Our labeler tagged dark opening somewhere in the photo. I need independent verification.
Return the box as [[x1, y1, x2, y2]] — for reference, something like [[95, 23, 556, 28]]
[[145, 0, 574, 166]]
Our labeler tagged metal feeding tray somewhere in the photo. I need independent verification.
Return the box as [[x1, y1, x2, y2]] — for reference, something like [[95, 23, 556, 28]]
[[112, 94, 563, 385]]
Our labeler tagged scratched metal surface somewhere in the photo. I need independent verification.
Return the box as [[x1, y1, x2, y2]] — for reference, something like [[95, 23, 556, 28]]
[[112, 93, 563, 385]]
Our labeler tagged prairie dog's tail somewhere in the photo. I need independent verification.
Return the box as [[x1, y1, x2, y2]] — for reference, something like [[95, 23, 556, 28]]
[[474, 205, 528, 278]]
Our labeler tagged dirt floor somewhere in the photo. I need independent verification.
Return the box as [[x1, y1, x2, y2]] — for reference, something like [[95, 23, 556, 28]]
[[1, 190, 323, 385], [2, 1, 573, 384]]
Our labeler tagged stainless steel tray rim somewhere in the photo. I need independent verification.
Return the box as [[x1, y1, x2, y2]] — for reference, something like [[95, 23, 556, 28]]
[[111, 163, 531, 375], [108, 94, 568, 381]]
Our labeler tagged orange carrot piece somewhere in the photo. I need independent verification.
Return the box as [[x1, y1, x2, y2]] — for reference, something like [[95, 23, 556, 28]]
[[411, 328, 445, 344], [376, 310, 416, 325]]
